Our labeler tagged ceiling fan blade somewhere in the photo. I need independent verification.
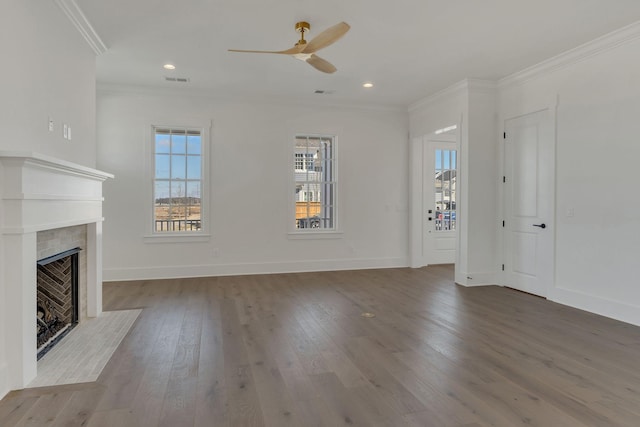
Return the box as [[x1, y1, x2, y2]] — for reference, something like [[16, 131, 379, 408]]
[[228, 45, 304, 55], [302, 22, 350, 54], [306, 54, 337, 74]]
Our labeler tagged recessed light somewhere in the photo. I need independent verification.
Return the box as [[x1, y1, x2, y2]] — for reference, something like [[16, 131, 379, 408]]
[[363, 82, 373, 88], [163, 64, 176, 70]]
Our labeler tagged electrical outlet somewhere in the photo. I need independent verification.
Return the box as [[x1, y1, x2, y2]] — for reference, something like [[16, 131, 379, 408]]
[[48, 117, 54, 132], [67, 126, 71, 141], [63, 124, 68, 139]]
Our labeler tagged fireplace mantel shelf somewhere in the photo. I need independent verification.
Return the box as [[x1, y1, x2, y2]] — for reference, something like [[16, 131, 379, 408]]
[[0, 151, 114, 235], [0, 151, 114, 182]]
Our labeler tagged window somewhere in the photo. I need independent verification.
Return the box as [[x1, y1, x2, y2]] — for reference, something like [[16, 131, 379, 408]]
[[295, 153, 314, 171], [153, 127, 203, 233], [294, 135, 336, 231], [434, 148, 456, 231]]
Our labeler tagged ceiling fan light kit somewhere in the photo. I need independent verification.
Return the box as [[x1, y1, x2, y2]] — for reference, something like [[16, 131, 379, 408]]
[[228, 21, 350, 74]]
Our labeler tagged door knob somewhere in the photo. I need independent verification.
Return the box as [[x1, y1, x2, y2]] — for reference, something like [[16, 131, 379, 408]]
[[533, 223, 546, 229]]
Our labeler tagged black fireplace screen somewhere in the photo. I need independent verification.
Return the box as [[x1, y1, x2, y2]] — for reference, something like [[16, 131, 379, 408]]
[[36, 247, 80, 358]]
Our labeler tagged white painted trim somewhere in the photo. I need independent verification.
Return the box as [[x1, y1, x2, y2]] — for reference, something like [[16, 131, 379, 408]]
[[0, 361, 8, 400], [146, 122, 211, 238], [408, 80, 469, 113], [551, 287, 640, 327], [143, 234, 211, 244], [408, 79, 497, 113], [104, 257, 409, 282], [97, 83, 407, 113], [0, 151, 113, 181], [455, 271, 497, 287], [3, 193, 104, 202], [466, 79, 499, 93], [54, 0, 107, 55], [287, 231, 344, 240], [499, 20, 640, 88]]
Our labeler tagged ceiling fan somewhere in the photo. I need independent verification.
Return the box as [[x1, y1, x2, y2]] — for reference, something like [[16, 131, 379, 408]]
[[228, 21, 350, 74]]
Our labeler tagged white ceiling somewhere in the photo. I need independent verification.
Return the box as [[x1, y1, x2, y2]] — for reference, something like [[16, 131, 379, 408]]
[[77, 0, 640, 107]]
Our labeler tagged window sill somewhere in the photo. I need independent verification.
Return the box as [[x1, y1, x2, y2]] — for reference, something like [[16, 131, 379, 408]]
[[143, 233, 211, 244], [287, 230, 344, 240]]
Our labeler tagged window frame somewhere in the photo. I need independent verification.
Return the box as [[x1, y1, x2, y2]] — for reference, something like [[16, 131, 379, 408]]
[[289, 133, 342, 239], [144, 122, 211, 243]]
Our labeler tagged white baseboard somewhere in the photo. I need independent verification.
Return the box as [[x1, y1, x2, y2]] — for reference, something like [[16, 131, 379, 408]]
[[455, 271, 497, 287], [550, 287, 640, 327], [104, 257, 409, 282], [0, 361, 8, 400]]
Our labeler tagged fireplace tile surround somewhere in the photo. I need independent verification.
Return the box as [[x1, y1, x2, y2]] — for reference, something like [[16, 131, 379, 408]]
[[0, 152, 112, 397]]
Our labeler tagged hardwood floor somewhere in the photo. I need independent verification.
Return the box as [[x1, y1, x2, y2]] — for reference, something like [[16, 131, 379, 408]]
[[2, 265, 640, 426]]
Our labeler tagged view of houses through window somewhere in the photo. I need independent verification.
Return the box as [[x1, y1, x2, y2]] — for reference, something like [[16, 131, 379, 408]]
[[294, 135, 336, 230], [153, 127, 203, 232], [435, 148, 456, 231]]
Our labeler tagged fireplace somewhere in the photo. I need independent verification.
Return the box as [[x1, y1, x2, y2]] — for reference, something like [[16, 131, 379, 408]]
[[36, 248, 81, 359], [0, 152, 112, 396]]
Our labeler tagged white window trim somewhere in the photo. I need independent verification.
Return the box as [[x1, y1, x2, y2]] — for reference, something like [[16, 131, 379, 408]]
[[288, 132, 342, 239], [144, 121, 211, 243]]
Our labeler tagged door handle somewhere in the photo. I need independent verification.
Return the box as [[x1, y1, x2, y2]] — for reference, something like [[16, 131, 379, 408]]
[[533, 223, 546, 229]]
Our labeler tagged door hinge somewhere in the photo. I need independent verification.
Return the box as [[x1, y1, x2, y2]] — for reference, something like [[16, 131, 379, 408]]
[[502, 220, 505, 227], [503, 132, 506, 139], [502, 264, 505, 271], [503, 176, 506, 183]]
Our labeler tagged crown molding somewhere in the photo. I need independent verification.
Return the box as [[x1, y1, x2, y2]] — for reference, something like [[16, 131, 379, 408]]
[[408, 80, 468, 113], [96, 83, 407, 113], [54, 0, 107, 56], [408, 79, 497, 112], [499, 20, 640, 88]]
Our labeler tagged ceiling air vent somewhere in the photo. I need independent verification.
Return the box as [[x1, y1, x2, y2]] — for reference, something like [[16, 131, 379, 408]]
[[164, 76, 190, 83]]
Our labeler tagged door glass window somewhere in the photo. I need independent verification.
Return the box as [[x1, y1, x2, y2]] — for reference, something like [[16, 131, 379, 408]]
[[435, 149, 456, 231]]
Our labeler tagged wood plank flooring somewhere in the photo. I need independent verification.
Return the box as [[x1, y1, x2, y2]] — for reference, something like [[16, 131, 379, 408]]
[[2, 265, 640, 426]]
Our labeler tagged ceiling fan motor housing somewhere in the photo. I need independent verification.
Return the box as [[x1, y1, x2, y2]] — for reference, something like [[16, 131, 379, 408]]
[[295, 21, 310, 33], [295, 21, 310, 45]]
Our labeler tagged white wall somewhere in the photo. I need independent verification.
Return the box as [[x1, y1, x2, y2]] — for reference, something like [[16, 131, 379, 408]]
[[0, 1, 97, 399], [499, 33, 640, 325], [465, 86, 499, 284], [0, 2, 97, 166], [97, 90, 409, 280]]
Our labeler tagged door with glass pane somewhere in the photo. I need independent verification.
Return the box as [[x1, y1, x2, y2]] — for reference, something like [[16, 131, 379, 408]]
[[424, 141, 457, 264]]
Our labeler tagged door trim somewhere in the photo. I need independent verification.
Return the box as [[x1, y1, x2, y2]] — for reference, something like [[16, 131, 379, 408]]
[[410, 124, 460, 268]]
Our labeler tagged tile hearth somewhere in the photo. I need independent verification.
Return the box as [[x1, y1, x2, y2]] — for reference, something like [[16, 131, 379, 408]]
[[27, 309, 141, 388]]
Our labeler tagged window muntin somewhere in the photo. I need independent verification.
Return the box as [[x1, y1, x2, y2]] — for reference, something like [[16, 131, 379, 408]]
[[434, 148, 456, 231], [294, 135, 336, 230], [153, 127, 203, 233]]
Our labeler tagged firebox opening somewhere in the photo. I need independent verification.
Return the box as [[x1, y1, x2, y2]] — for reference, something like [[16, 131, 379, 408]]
[[36, 247, 81, 360]]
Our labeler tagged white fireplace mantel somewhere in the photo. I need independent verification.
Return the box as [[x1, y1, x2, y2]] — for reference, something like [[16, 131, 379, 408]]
[[0, 151, 113, 394], [0, 151, 113, 234]]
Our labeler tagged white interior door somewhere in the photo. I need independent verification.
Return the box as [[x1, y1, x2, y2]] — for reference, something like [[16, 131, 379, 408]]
[[423, 137, 457, 264], [503, 109, 554, 297]]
